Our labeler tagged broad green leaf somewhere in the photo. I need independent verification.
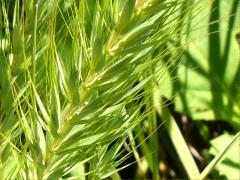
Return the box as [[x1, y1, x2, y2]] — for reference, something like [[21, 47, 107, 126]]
[[208, 132, 240, 179], [200, 131, 240, 179], [161, 0, 240, 128]]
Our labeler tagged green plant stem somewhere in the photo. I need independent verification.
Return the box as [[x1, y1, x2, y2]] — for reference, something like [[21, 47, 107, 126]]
[[154, 90, 200, 179]]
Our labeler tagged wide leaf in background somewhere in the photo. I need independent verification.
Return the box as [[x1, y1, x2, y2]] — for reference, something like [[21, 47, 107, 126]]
[[162, 0, 240, 127], [209, 132, 240, 179], [157, 0, 240, 178]]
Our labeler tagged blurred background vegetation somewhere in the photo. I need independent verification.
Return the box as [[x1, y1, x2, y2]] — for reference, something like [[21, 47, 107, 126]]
[[120, 0, 240, 179], [0, 0, 239, 179]]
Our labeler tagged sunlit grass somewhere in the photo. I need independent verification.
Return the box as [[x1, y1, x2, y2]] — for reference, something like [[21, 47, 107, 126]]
[[0, 0, 239, 179]]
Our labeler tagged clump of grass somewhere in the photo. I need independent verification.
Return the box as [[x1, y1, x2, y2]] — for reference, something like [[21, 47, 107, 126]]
[[1, 0, 237, 179]]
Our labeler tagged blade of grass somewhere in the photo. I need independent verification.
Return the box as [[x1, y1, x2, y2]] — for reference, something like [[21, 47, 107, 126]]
[[200, 131, 240, 179], [154, 89, 201, 179]]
